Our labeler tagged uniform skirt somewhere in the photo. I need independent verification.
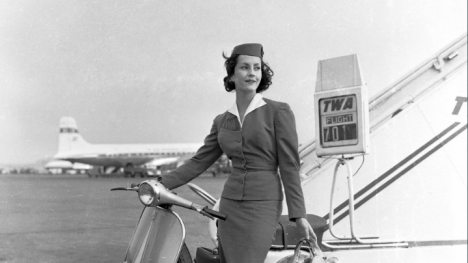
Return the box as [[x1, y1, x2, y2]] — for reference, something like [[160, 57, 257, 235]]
[[218, 197, 282, 263]]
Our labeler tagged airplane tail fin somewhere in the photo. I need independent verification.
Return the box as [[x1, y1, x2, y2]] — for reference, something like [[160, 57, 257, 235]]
[[58, 117, 91, 153]]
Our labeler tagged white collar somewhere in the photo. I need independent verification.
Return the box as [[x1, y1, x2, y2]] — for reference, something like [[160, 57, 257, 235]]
[[228, 93, 266, 127]]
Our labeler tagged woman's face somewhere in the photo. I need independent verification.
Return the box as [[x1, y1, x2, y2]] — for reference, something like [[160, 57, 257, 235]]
[[230, 55, 262, 94]]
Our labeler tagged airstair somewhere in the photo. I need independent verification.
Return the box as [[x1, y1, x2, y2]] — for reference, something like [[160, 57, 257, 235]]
[[297, 33, 467, 257]]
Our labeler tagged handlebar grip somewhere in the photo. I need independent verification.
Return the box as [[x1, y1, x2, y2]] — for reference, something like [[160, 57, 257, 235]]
[[111, 187, 127, 191], [203, 207, 228, 221]]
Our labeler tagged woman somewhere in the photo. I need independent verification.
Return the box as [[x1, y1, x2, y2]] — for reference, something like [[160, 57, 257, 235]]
[[160, 43, 322, 262]]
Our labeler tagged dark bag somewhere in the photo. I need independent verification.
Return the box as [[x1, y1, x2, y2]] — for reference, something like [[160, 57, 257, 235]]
[[194, 247, 220, 263], [272, 214, 327, 250]]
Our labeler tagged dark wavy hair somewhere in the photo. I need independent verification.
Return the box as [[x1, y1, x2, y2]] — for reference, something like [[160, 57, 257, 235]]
[[222, 53, 274, 93]]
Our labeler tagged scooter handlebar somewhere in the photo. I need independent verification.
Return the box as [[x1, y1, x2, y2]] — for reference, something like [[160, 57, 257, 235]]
[[203, 207, 228, 221], [113, 180, 228, 220]]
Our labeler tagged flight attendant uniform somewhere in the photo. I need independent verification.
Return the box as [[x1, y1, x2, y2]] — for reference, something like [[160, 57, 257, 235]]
[[160, 93, 306, 263]]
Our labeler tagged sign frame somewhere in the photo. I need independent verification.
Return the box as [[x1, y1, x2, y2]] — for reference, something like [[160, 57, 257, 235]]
[[314, 85, 370, 157]]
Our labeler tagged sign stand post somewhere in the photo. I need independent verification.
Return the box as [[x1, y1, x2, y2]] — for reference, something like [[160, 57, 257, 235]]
[[314, 55, 407, 249]]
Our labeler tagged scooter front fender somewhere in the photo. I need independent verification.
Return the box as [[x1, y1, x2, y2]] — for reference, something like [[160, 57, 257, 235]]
[[124, 206, 185, 263]]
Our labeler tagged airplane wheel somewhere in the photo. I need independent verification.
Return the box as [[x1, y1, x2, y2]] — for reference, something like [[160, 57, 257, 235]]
[[177, 243, 192, 263]]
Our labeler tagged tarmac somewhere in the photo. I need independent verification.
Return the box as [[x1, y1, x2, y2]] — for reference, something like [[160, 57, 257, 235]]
[[0, 173, 226, 263]]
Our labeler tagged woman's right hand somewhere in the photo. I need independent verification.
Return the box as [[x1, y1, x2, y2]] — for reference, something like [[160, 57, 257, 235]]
[[295, 217, 324, 257]]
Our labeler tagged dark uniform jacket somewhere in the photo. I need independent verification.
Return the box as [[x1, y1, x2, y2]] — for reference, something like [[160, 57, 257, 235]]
[[160, 95, 306, 220]]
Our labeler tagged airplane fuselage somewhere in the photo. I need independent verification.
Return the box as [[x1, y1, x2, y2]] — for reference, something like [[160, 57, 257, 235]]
[[54, 143, 202, 167], [51, 117, 202, 170]]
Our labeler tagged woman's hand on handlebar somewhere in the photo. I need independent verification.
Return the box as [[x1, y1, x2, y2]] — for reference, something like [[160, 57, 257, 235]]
[[295, 217, 324, 257]]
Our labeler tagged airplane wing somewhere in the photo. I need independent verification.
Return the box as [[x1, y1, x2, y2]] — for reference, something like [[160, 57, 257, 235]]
[[145, 157, 180, 167]]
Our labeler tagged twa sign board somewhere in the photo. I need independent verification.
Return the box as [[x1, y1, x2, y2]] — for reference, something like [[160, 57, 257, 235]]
[[320, 94, 358, 146], [314, 54, 370, 157]]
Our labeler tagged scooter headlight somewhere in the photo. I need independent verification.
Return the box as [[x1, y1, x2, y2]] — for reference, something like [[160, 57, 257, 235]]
[[138, 182, 157, 206]]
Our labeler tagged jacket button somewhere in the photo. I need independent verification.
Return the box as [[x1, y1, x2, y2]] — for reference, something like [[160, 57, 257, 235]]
[[241, 160, 246, 165], [236, 139, 241, 143], [236, 150, 241, 154]]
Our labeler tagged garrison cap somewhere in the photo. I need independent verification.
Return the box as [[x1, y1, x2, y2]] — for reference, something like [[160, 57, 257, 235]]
[[232, 43, 263, 58]]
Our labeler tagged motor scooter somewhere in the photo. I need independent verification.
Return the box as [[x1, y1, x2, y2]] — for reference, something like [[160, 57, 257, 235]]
[[112, 179, 339, 263]]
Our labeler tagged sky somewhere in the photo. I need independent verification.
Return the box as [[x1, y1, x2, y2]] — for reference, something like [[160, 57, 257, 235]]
[[0, 0, 466, 165]]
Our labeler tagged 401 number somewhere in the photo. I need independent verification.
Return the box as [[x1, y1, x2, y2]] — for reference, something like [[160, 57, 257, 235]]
[[322, 124, 357, 142]]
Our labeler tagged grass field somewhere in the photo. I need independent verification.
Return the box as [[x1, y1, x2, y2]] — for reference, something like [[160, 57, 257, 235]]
[[0, 173, 226, 263]]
